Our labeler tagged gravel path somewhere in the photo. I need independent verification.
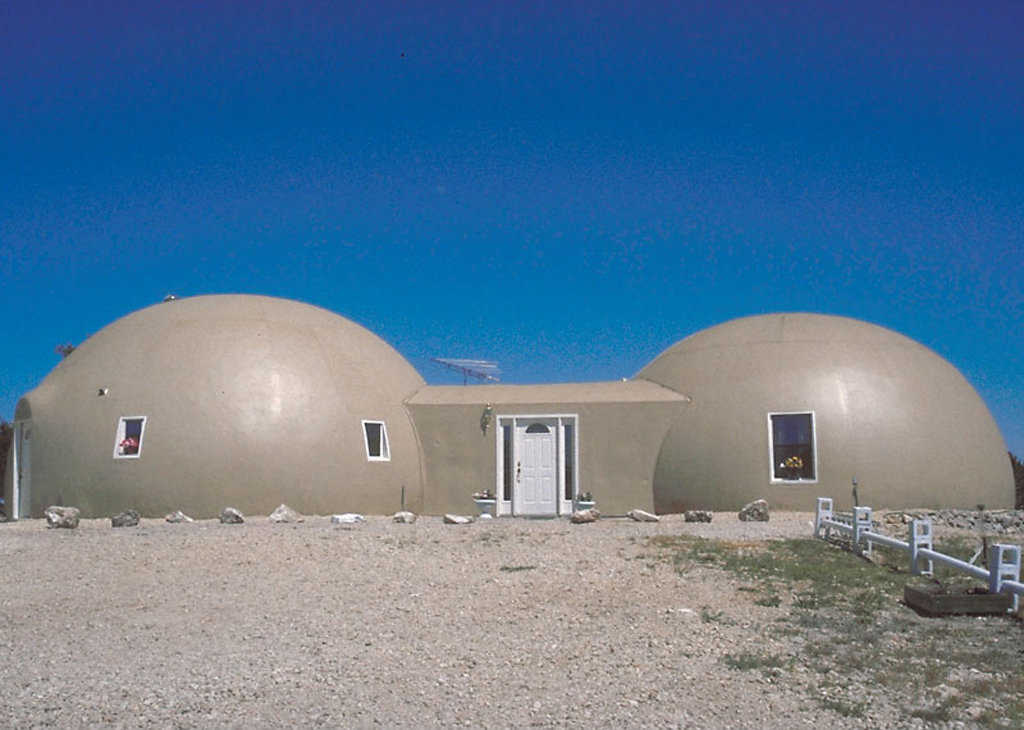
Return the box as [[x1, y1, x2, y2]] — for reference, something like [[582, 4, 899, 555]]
[[0, 512, 980, 727]]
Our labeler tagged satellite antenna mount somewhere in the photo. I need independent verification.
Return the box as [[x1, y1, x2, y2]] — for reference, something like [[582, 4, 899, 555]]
[[431, 358, 500, 385]]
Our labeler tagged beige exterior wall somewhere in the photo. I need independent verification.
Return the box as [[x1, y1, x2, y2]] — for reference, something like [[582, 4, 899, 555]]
[[642, 313, 1014, 512], [407, 383, 687, 515], [5, 296, 426, 518]]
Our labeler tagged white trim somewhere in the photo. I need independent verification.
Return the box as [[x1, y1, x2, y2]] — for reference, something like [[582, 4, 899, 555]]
[[495, 414, 580, 516], [11, 421, 23, 520], [767, 411, 818, 484], [361, 420, 391, 461], [113, 416, 147, 460]]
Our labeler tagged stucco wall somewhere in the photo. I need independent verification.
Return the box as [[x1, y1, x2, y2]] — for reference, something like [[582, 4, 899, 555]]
[[642, 314, 1013, 512], [408, 397, 686, 515], [9, 296, 425, 518]]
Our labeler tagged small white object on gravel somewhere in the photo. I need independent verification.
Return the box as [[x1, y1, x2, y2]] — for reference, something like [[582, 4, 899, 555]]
[[393, 511, 417, 524], [627, 509, 659, 522], [165, 510, 194, 523], [269, 504, 304, 523], [443, 514, 473, 525], [219, 507, 245, 524], [45, 506, 80, 529], [331, 513, 366, 525]]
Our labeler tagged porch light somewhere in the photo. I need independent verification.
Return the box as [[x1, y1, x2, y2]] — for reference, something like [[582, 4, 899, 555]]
[[480, 403, 493, 433]]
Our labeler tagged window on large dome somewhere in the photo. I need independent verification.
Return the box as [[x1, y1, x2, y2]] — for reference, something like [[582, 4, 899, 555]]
[[769, 412, 815, 481], [113, 416, 146, 459], [362, 420, 390, 461]]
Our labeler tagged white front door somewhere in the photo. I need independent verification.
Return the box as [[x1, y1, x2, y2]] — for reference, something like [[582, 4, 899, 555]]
[[516, 420, 557, 515]]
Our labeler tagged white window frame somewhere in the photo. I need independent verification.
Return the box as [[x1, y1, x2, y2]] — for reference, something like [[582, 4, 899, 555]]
[[767, 411, 817, 483], [113, 416, 147, 460], [361, 420, 391, 462]]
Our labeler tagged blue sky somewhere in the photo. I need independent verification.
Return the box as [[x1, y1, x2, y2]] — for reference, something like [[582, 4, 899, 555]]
[[2, 1, 1022, 456]]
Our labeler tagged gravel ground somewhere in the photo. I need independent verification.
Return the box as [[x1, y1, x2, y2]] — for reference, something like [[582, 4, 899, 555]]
[[0, 512, 1013, 728]]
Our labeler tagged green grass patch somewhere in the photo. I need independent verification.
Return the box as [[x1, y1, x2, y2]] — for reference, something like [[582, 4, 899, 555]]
[[646, 533, 1024, 727]]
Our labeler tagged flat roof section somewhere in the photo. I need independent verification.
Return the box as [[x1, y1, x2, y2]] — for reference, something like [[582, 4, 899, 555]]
[[407, 379, 689, 406]]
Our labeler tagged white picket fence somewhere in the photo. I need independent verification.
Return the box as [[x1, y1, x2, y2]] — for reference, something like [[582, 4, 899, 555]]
[[814, 497, 1023, 613]]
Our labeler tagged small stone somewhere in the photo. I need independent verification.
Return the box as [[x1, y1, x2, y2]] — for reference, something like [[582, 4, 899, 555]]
[[443, 514, 473, 525], [478, 513, 494, 520], [111, 509, 140, 528], [684, 510, 713, 523], [393, 511, 417, 524], [627, 509, 659, 522], [44, 506, 80, 529], [331, 513, 366, 525], [570, 508, 600, 524], [164, 510, 194, 523], [219, 507, 245, 524], [738, 499, 770, 522], [268, 504, 303, 523]]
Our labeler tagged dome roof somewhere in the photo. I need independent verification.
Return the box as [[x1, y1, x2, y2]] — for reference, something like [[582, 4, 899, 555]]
[[18, 295, 425, 517], [639, 313, 1012, 511]]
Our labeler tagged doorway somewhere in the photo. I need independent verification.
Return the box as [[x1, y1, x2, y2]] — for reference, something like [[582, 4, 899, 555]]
[[496, 415, 578, 517]]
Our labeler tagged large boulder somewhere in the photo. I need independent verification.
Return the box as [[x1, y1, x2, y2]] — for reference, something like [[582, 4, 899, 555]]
[[269, 504, 303, 523], [738, 499, 770, 522], [627, 509, 660, 523], [219, 507, 245, 524], [45, 506, 80, 529], [111, 509, 140, 528]]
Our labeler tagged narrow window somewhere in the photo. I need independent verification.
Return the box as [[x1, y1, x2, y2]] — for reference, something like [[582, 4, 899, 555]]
[[769, 413, 815, 481], [362, 420, 390, 461], [502, 424, 513, 501], [525, 422, 550, 433], [113, 416, 147, 459], [563, 423, 575, 500]]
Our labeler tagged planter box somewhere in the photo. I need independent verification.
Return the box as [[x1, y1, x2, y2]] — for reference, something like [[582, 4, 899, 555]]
[[473, 499, 497, 517], [904, 584, 1012, 616], [574, 501, 596, 511]]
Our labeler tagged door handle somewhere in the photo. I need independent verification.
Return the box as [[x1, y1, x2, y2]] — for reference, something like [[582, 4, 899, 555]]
[[516, 461, 521, 483]]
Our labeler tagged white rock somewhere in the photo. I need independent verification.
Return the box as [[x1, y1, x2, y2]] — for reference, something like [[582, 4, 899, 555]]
[[570, 508, 600, 524], [331, 513, 366, 525], [219, 507, 245, 524], [165, 510, 194, 523], [627, 509, 659, 522], [443, 514, 473, 525], [269, 504, 303, 523], [393, 511, 417, 524], [478, 513, 493, 520], [45, 506, 80, 529]]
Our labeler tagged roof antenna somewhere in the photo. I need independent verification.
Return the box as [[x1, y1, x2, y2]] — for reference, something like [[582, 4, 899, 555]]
[[431, 358, 500, 385]]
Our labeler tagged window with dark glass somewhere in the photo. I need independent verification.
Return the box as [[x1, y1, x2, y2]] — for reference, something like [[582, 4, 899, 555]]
[[563, 423, 575, 500], [770, 413, 815, 480], [362, 420, 390, 461], [502, 424, 513, 501]]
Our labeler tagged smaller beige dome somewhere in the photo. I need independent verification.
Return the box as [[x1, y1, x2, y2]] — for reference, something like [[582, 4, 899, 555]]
[[639, 313, 1012, 511]]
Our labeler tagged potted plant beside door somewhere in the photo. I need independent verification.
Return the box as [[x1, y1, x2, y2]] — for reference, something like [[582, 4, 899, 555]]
[[574, 491, 596, 511], [472, 490, 497, 517]]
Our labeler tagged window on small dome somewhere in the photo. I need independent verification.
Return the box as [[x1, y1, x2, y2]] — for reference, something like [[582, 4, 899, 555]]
[[362, 420, 390, 461], [113, 416, 147, 459], [769, 412, 815, 482]]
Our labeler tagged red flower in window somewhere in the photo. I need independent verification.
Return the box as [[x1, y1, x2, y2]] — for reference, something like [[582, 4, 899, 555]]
[[119, 436, 139, 455]]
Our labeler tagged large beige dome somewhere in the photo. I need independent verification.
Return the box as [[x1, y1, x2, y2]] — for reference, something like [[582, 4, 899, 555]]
[[10, 295, 425, 517], [639, 313, 1013, 511]]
